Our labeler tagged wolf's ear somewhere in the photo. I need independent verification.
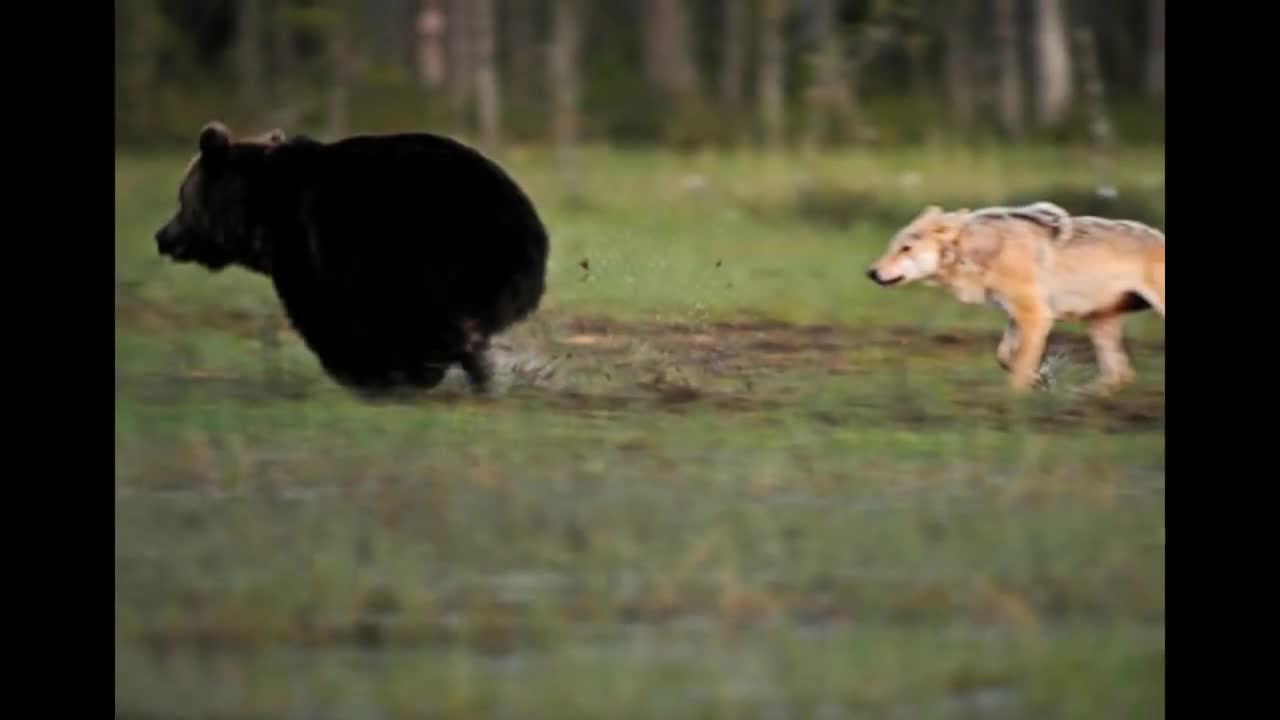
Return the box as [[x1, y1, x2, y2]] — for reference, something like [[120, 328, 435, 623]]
[[930, 211, 969, 240], [199, 121, 232, 160], [905, 205, 943, 231]]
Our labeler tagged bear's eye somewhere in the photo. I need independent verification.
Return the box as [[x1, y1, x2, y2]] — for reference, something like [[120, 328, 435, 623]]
[[900, 244, 912, 253]]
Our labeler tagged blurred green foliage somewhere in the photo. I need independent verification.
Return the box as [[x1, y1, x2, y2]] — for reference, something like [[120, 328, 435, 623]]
[[115, 0, 1164, 149]]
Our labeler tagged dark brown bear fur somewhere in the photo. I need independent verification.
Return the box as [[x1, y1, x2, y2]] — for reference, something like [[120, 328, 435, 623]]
[[154, 122, 550, 396]]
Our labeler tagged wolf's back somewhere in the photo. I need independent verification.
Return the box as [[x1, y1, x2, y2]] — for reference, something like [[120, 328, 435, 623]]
[[1063, 216, 1165, 251], [967, 201, 1164, 251]]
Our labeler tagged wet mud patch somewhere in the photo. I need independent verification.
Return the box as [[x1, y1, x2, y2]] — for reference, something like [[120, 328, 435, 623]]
[[553, 314, 1163, 376], [118, 310, 1163, 432], [500, 316, 1164, 431]]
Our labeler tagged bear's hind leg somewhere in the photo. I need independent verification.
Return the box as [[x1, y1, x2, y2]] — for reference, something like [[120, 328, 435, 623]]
[[457, 332, 495, 394], [404, 361, 449, 391]]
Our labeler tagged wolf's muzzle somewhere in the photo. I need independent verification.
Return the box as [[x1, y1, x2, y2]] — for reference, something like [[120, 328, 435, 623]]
[[866, 268, 903, 286]]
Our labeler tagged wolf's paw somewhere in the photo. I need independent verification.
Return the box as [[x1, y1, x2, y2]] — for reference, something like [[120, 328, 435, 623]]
[[1031, 351, 1069, 391]]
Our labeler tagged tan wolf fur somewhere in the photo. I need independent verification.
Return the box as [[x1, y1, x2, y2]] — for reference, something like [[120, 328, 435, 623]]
[[866, 202, 1165, 394]]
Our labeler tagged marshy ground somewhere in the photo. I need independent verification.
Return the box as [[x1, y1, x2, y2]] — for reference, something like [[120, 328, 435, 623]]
[[116, 145, 1164, 719]]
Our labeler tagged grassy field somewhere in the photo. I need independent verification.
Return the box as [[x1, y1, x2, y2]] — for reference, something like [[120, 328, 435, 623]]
[[115, 144, 1165, 719]]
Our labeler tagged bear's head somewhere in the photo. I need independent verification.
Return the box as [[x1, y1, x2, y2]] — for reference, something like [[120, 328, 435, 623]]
[[154, 121, 287, 274]]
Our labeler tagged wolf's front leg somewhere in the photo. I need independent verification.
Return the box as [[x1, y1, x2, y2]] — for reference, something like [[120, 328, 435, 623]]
[[1007, 306, 1053, 393], [995, 321, 1019, 372], [996, 318, 1056, 389]]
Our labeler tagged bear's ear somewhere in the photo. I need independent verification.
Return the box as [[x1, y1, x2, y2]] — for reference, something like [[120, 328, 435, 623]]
[[264, 128, 287, 144], [199, 121, 232, 159]]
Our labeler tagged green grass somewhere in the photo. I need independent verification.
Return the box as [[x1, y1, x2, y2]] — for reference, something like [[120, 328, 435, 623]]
[[115, 144, 1164, 719]]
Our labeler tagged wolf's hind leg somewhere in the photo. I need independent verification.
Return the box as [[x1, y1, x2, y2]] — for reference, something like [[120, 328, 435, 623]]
[[1141, 260, 1165, 318], [1083, 313, 1135, 394]]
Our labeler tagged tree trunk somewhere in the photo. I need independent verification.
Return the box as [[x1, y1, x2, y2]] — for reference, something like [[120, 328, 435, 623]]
[[645, 0, 700, 98], [447, 0, 474, 120], [366, 0, 412, 71], [1074, 27, 1115, 197], [473, 0, 502, 152], [992, 0, 1024, 138], [758, 0, 786, 149], [415, 0, 448, 88], [805, 0, 853, 148], [116, 0, 160, 136], [943, 0, 975, 131], [268, 0, 295, 103], [719, 0, 746, 106], [237, 0, 265, 116], [551, 0, 582, 200], [1145, 0, 1164, 101], [1033, 0, 1073, 126], [904, 32, 930, 125], [507, 0, 538, 97], [327, 8, 351, 138]]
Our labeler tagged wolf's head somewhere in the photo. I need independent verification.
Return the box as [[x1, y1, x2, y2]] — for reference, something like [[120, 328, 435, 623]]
[[866, 205, 970, 287]]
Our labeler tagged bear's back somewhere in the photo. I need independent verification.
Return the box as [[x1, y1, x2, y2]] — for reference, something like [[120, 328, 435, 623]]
[[269, 132, 546, 266], [261, 131, 549, 370]]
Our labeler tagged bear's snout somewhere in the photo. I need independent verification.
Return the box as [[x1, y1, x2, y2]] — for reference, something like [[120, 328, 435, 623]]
[[155, 224, 179, 256]]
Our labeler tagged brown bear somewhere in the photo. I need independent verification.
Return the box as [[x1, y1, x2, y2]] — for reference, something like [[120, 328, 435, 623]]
[[154, 122, 550, 397]]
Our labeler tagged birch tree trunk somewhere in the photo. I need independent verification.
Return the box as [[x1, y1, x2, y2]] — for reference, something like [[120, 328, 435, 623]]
[[993, 0, 1024, 137], [645, 0, 701, 98], [1033, 0, 1073, 126], [473, 0, 502, 151]]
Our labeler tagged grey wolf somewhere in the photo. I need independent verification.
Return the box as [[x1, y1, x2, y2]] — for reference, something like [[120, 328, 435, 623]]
[[866, 202, 1164, 394]]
